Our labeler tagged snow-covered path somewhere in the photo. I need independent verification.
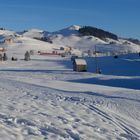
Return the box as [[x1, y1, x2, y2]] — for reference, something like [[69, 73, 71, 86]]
[[0, 55, 140, 140]]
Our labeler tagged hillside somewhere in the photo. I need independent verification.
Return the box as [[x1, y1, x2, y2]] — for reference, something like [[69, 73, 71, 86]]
[[79, 26, 118, 40], [47, 25, 140, 53], [0, 25, 140, 56]]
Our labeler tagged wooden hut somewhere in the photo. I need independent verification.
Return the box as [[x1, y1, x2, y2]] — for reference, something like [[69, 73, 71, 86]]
[[73, 59, 87, 72]]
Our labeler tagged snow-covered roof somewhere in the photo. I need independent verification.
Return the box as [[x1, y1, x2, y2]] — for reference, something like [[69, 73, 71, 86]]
[[74, 59, 87, 65]]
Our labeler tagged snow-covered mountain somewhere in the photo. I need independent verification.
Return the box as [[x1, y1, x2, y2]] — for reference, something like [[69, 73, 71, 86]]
[[47, 25, 140, 53], [51, 25, 81, 36], [22, 25, 139, 54], [0, 25, 140, 55]]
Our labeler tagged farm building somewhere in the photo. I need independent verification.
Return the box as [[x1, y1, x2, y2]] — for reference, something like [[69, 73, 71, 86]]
[[73, 59, 87, 72]]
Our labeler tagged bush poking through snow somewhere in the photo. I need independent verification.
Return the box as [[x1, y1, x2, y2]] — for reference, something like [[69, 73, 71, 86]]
[[114, 55, 118, 59], [11, 57, 18, 61]]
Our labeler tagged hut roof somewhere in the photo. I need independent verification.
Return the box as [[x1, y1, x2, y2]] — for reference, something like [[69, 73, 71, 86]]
[[74, 59, 87, 65]]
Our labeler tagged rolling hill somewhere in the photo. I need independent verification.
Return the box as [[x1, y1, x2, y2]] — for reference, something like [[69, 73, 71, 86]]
[[0, 25, 140, 56]]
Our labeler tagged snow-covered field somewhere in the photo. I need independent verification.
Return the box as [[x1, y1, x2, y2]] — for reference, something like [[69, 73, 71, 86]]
[[0, 54, 140, 140], [0, 26, 140, 139]]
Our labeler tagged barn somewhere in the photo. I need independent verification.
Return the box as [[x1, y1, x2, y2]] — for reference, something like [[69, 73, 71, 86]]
[[73, 59, 87, 72]]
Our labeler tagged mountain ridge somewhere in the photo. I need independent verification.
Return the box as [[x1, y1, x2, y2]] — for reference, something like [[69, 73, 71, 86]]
[[0, 25, 140, 55]]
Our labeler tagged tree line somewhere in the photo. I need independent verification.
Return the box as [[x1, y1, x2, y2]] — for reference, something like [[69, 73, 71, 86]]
[[126, 38, 140, 45], [79, 26, 118, 40]]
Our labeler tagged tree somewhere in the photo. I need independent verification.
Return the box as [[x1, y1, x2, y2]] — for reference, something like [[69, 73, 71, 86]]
[[24, 51, 30, 61], [3, 53, 8, 61], [0, 54, 2, 61]]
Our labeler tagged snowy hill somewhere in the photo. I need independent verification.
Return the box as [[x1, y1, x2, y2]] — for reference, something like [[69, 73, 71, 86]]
[[42, 25, 140, 53], [0, 29, 70, 58], [0, 26, 140, 57], [5, 36, 70, 59]]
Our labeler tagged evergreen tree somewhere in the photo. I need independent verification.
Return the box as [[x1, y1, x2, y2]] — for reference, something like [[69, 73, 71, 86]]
[[0, 54, 2, 61], [24, 51, 30, 61], [3, 53, 8, 61]]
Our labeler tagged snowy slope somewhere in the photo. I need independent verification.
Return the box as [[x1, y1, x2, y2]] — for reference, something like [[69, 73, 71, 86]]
[[5, 36, 68, 59], [52, 25, 81, 36], [1, 26, 139, 54], [0, 54, 140, 139], [43, 25, 140, 53], [49, 35, 107, 51], [0, 28, 81, 57], [0, 29, 65, 56]]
